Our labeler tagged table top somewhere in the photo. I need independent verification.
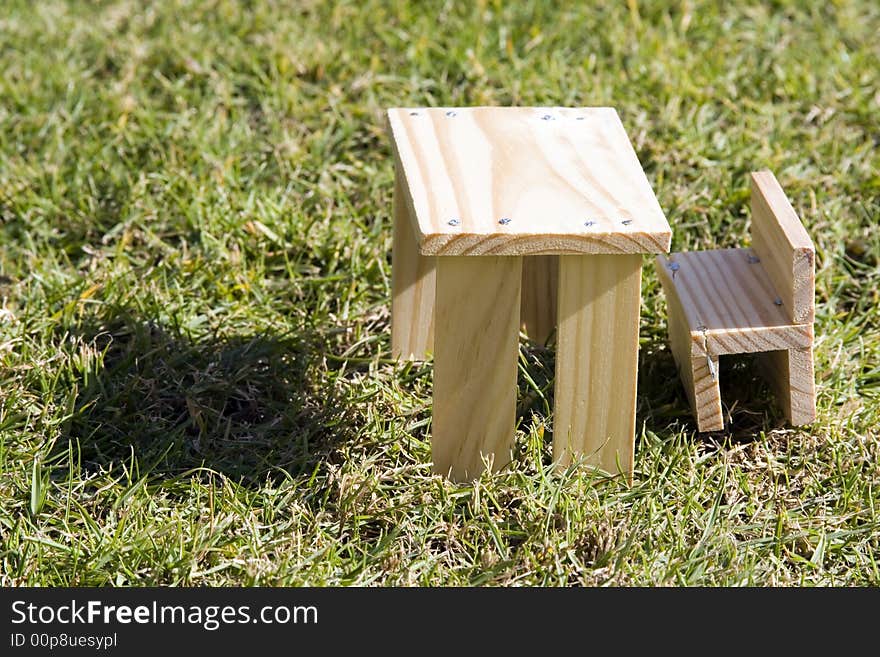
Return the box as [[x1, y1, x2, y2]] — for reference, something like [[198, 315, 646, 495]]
[[388, 106, 671, 256]]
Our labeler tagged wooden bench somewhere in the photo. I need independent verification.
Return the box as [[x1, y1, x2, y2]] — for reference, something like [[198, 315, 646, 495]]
[[656, 171, 816, 432], [387, 106, 671, 480]]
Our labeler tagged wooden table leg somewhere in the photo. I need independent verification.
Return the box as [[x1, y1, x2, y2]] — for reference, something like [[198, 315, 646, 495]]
[[391, 166, 435, 360], [553, 254, 642, 480], [433, 256, 522, 480], [521, 255, 558, 345]]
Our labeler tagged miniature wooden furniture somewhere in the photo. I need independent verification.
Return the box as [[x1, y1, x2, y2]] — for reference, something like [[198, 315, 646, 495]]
[[656, 171, 816, 432], [387, 106, 671, 480]]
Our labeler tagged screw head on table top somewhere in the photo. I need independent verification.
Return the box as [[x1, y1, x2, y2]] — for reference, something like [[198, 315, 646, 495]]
[[443, 216, 638, 229]]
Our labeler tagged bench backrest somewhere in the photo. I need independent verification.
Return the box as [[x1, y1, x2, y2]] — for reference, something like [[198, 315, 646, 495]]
[[749, 170, 815, 324]]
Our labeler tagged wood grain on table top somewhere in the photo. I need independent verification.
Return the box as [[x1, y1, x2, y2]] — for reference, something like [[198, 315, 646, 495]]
[[388, 106, 671, 256]]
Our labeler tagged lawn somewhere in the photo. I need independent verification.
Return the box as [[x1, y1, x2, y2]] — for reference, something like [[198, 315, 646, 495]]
[[0, 0, 878, 586]]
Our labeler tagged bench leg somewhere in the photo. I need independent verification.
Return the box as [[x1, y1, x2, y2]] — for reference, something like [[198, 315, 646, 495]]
[[690, 350, 724, 432], [661, 274, 724, 432], [433, 256, 522, 481], [553, 254, 641, 479], [391, 167, 435, 360], [759, 346, 816, 426], [520, 255, 558, 345]]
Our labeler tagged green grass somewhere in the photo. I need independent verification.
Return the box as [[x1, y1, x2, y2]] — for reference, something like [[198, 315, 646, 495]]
[[1, 0, 878, 586]]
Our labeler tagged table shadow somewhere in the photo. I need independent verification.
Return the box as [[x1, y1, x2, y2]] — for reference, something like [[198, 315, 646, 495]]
[[47, 305, 357, 489]]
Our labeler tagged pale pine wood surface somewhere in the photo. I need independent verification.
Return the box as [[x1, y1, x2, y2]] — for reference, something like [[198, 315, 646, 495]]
[[690, 351, 724, 432], [661, 259, 724, 431], [656, 184, 816, 431], [656, 249, 812, 357], [432, 256, 522, 480], [759, 347, 817, 426], [750, 171, 815, 325], [656, 247, 815, 431], [391, 167, 436, 360], [520, 255, 558, 344], [553, 254, 642, 478], [387, 107, 671, 256]]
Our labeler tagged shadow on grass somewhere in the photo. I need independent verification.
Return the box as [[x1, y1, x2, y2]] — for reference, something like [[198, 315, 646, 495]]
[[51, 304, 788, 487], [638, 341, 788, 441], [514, 332, 788, 473], [50, 306, 355, 487]]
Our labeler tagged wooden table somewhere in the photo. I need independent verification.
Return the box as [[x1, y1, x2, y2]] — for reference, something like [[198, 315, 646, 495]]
[[387, 107, 671, 481]]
